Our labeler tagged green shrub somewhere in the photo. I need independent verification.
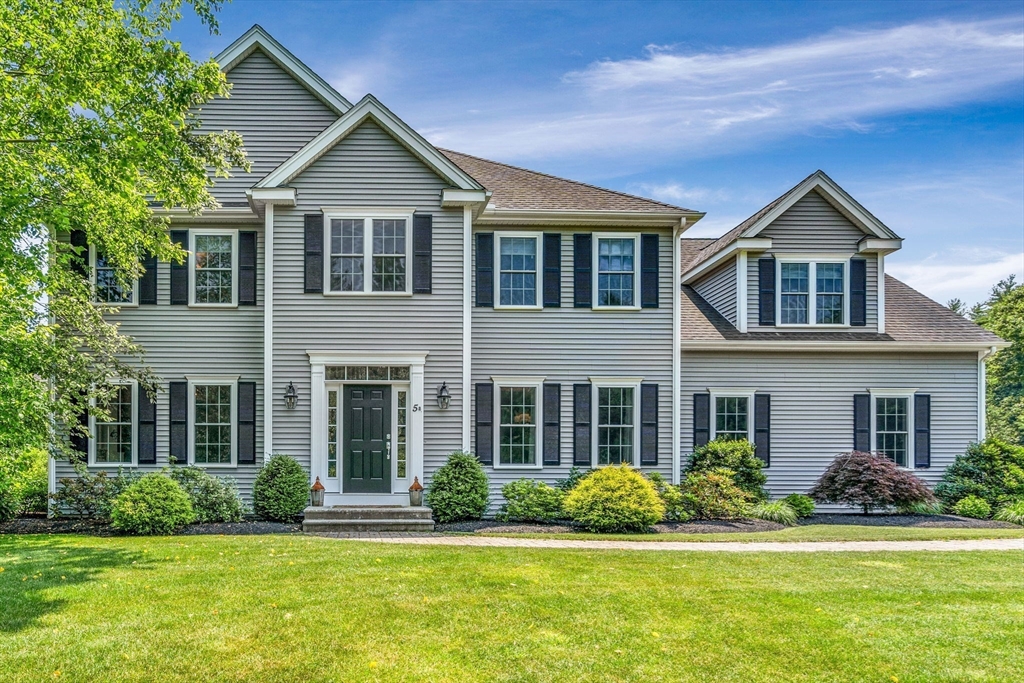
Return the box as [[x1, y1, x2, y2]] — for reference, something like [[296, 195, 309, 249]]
[[556, 467, 588, 492], [563, 465, 665, 533], [170, 466, 244, 523], [0, 447, 49, 514], [994, 499, 1024, 525], [935, 439, 1024, 510], [896, 500, 944, 515], [252, 455, 309, 522], [680, 468, 754, 520], [782, 493, 815, 518], [647, 471, 692, 522], [951, 495, 992, 520], [50, 466, 139, 519], [686, 439, 767, 500], [425, 451, 490, 523], [809, 452, 936, 514], [751, 501, 797, 526], [110, 474, 195, 535], [0, 469, 16, 523], [496, 479, 565, 523]]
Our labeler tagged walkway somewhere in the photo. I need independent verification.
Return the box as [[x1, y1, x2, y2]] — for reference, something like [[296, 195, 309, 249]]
[[309, 533, 1023, 553]]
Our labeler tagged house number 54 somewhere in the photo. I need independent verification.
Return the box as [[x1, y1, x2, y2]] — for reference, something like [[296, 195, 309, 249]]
[[412, 404, 421, 412]]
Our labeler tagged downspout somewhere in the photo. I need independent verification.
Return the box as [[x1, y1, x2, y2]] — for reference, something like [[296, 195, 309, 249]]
[[462, 206, 472, 451], [978, 345, 997, 441], [263, 202, 274, 457], [672, 219, 684, 484]]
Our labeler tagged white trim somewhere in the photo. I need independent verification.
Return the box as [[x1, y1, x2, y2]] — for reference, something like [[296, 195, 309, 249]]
[[89, 245, 139, 308], [492, 378, 545, 470], [681, 238, 772, 284], [88, 381, 138, 467], [256, 95, 483, 191], [708, 389, 756, 442], [494, 231, 544, 310], [322, 210, 414, 296], [736, 251, 748, 334], [443, 189, 490, 208], [462, 206, 472, 450], [215, 25, 352, 114], [672, 222, 682, 484], [680, 340, 1010, 352], [247, 187, 296, 206], [858, 237, 903, 254], [868, 389, 916, 469], [775, 257, 850, 328], [591, 379, 642, 467], [592, 233, 642, 311], [877, 254, 886, 334], [186, 376, 239, 468], [475, 209, 703, 228], [392, 384, 412, 482], [189, 229, 239, 308], [263, 203, 274, 457], [978, 346, 997, 441]]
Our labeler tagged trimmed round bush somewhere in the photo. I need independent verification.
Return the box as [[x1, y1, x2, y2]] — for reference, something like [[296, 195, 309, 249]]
[[496, 479, 565, 523], [687, 439, 767, 500], [680, 468, 753, 520], [782, 493, 815, 518], [751, 501, 797, 526], [951, 495, 992, 520], [170, 466, 244, 523], [425, 451, 490, 523], [253, 455, 309, 522], [809, 451, 936, 514], [563, 465, 665, 533], [110, 474, 195, 535], [994, 499, 1024, 525]]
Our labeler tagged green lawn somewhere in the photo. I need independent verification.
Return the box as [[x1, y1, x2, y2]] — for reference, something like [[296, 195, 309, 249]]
[[1, 534, 1021, 682], [471, 524, 1024, 543]]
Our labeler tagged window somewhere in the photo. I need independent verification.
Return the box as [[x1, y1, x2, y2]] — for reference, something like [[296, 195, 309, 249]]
[[714, 396, 751, 442], [190, 380, 236, 466], [191, 231, 237, 306], [396, 389, 408, 478], [327, 389, 339, 478], [777, 259, 848, 326], [496, 234, 539, 307], [875, 395, 910, 467], [596, 385, 636, 465], [595, 236, 638, 308], [325, 213, 413, 294], [92, 383, 136, 464], [92, 248, 135, 305], [492, 378, 543, 468]]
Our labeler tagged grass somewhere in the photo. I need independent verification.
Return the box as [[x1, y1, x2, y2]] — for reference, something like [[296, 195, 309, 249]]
[[471, 524, 1024, 543], [1, 534, 1022, 682]]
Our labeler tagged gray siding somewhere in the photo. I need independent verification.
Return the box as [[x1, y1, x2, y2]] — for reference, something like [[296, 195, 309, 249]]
[[198, 49, 338, 205], [693, 257, 737, 326], [680, 351, 979, 507], [272, 121, 464, 478], [473, 227, 676, 506], [746, 190, 879, 332]]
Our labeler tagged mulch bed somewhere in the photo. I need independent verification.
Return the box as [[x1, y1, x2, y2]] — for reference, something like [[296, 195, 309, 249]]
[[0, 516, 300, 537], [803, 513, 1018, 529]]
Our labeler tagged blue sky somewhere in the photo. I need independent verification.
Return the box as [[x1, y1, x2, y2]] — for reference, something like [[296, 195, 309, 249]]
[[173, 0, 1024, 305]]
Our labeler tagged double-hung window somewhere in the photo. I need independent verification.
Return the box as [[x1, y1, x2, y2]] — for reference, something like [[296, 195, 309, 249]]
[[593, 381, 640, 465], [91, 382, 136, 465], [710, 390, 755, 442], [595, 235, 639, 308], [778, 259, 848, 326], [496, 234, 539, 307], [191, 230, 237, 306], [494, 378, 542, 467], [326, 212, 412, 294], [91, 248, 136, 305], [189, 378, 236, 466], [872, 393, 912, 467]]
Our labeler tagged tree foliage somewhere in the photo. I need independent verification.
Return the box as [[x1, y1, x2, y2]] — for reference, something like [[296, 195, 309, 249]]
[[809, 451, 935, 514], [973, 277, 1024, 445], [0, 0, 246, 456]]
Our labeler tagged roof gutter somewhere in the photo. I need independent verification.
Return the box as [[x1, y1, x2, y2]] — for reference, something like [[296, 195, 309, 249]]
[[680, 340, 1011, 353], [474, 209, 704, 228]]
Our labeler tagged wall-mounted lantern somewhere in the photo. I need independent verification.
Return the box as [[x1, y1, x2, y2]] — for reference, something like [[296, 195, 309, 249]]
[[284, 382, 298, 410], [436, 382, 451, 410]]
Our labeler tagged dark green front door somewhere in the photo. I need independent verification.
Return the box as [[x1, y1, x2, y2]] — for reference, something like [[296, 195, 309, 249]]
[[344, 385, 391, 493]]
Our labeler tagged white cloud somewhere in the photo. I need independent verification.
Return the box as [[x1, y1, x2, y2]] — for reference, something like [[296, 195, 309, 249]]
[[887, 249, 1024, 305]]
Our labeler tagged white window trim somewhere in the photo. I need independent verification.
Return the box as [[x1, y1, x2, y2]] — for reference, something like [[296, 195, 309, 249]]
[[492, 376, 545, 469], [869, 388, 917, 469], [323, 209, 415, 296], [89, 245, 139, 308], [494, 231, 543, 310], [186, 375, 239, 468], [189, 229, 239, 308], [709, 388, 757, 442], [392, 384, 411, 481], [88, 380, 138, 467], [775, 256, 850, 328], [590, 377, 642, 467], [593, 233, 642, 311]]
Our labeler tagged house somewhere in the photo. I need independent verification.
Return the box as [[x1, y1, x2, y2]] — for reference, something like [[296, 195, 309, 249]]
[[53, 26, 1005, 514]]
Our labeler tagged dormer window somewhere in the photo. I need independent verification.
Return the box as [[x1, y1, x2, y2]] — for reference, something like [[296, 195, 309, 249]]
[[777, 259, 848, 326]]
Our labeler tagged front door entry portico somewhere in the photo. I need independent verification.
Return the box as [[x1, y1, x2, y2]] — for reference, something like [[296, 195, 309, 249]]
[[344, 385, 392, 493]]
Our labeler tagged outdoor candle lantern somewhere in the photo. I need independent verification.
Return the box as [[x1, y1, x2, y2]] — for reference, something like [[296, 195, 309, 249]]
[[310, 476, 325, 507], [436, 382, 451, 410], [284, 381, 298, 409], [409, 477, 424, 507]]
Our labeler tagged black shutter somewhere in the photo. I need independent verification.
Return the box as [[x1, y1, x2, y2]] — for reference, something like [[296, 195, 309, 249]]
[[853, 393, 871, 452], [139, 254, 158, 305], [412, 213, 433, 294], [237, 381, 256, 464], [238, 231, 257, 305], [754, 394, 770, 466], [169, 381, 188, 465], [137, 386, 157, 464], [69, 230, 89, 279], [641, 234, 659, 308], [169, 230, 189, 305], [304, 214, 324, 293], [640, 383, 658, 465], [573, 383, 592, 466], [693, 393, 710, 448], [69, 398, 88, 459], [543, 383, 561, 466], [573, 233, 592, 308], [475, 233, 493, 307], [850, 258, 867, 327], [543, 233, 561, 307], [914, 394, 931, 468], [475, 382, 494, 465], [758, 257, 775, 326]]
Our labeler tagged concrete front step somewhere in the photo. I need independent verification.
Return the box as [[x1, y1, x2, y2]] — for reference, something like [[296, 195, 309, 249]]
[[302, 506, 435, 532]]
